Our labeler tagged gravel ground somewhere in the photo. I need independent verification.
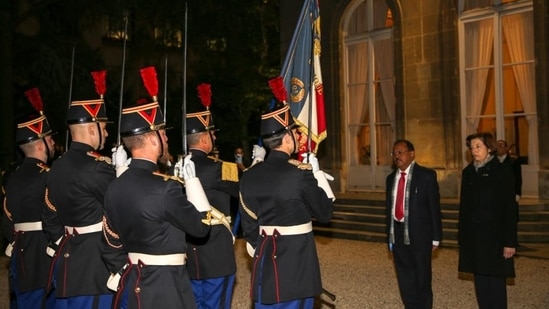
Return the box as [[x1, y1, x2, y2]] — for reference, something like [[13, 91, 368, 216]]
[[231, 237, 549, 309], [1, 237, 547, 308]]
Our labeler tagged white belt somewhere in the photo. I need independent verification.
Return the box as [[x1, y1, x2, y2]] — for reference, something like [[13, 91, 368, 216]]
[[260, 222, 313, 236], [14, 221, 42, 232], [65, 222, 103, 235], [128, 253, 187, 266]]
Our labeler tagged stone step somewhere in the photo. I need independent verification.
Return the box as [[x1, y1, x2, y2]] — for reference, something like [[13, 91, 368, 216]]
[[315, 197, 549, 244]]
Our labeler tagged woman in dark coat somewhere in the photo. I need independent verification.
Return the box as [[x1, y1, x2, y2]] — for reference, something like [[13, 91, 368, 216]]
[[458, 132, 518, 308]]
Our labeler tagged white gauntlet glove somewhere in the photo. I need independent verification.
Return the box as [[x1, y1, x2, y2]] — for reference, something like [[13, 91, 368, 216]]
[[46, 236, 63, 257], [107, 263, 129, 292], [251, 145, 266, 166], [301, 153, 335, 201], [181, 154, 211, 212], [4, 242, 14, 257], [112, 145, 131, 177]]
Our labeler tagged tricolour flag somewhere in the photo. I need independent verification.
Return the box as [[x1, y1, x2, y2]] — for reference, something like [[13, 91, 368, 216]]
[[281, 0, 326, 154]]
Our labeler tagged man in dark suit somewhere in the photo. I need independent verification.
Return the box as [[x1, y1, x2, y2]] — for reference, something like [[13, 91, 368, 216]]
[[496, 140, 522, 203], [385, 139, 442, 309]]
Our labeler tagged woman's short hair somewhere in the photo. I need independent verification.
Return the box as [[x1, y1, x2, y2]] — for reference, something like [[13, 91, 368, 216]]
[[466, 132, 497, 154]]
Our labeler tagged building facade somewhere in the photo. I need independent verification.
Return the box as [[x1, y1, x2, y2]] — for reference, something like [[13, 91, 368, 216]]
[[281, 0, 549, 198]]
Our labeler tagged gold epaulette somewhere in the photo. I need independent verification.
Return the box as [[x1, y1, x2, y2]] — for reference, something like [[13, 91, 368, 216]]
[[221, 161, 239, 182], [87, 151, 113, 165], [152, 171, 185, 185], [207, 156, 239, 182], [36, 162, 50, 173], [288, 159, 312, 170]]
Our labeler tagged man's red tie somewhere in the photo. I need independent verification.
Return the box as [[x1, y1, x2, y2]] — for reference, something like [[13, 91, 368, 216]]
[[395, 172, 406, 221]]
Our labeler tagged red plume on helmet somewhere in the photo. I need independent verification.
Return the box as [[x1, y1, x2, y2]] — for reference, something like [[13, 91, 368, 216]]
[[140, 66, 159, 102], [197, 83, 212, 109], [17, 87, 54, 145], [91, 70, 107, 98], [268, 76, 288, 104], [24, 88, 44, 114]]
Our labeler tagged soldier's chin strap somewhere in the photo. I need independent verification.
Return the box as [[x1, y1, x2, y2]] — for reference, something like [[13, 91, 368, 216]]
[[43, 138, 51, 163], [288, 128, 298, 154], [155, 130, 164, 159], [95, 122, 103, 151], [207, 131, 216, 153]]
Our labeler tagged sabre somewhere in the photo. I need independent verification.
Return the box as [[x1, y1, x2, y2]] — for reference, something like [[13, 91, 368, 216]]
[[181, 2, 188, 155], [322, 288, 336, 301], [65, 45, 76, 152], [116, 10, 129, 146]]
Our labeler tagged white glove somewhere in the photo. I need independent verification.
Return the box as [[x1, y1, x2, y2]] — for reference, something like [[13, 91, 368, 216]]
[[301, 153, 320, 173], [323, 172, 335, 181], [185, 178, 211, 212], [174, 155, 184, 178], [46, 236, 63, 257], [251, 145, 266, 165], [112, 145, 127, 167], [177, 154, 210, 212], [112, 145, 131, 177], [182, 154, 196, 180], [301, 153, 335, 201], [107, 263, 129, 292], [314, 170, 336, 201], [246, 242, 255, 258], [4, 242, 13, 257]]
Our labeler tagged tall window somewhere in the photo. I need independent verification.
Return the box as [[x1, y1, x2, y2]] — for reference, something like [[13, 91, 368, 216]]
[[459, 0, 537, 165], [343, 0, 394, 168]]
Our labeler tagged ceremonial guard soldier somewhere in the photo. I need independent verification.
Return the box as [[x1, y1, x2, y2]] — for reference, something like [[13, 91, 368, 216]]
[[104, 67, 213, 308], [184, 83, 239, 309], [2, 88, 56, 308], [43, 71, 117, 308], [239, 79, 335, 309]]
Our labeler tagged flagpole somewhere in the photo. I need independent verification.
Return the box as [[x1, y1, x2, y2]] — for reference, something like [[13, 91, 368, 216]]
[[307, 1, 314, 153]]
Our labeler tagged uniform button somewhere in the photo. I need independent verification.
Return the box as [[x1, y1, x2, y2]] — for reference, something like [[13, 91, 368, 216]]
[[64, 253, 70, 258], [135, 287, 141, 293]]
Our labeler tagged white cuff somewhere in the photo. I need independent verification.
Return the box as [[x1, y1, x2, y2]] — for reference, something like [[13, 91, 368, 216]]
[[246, 242, 255, 258], [185, 177, 212, 212], [314, 170, 336, 201]]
